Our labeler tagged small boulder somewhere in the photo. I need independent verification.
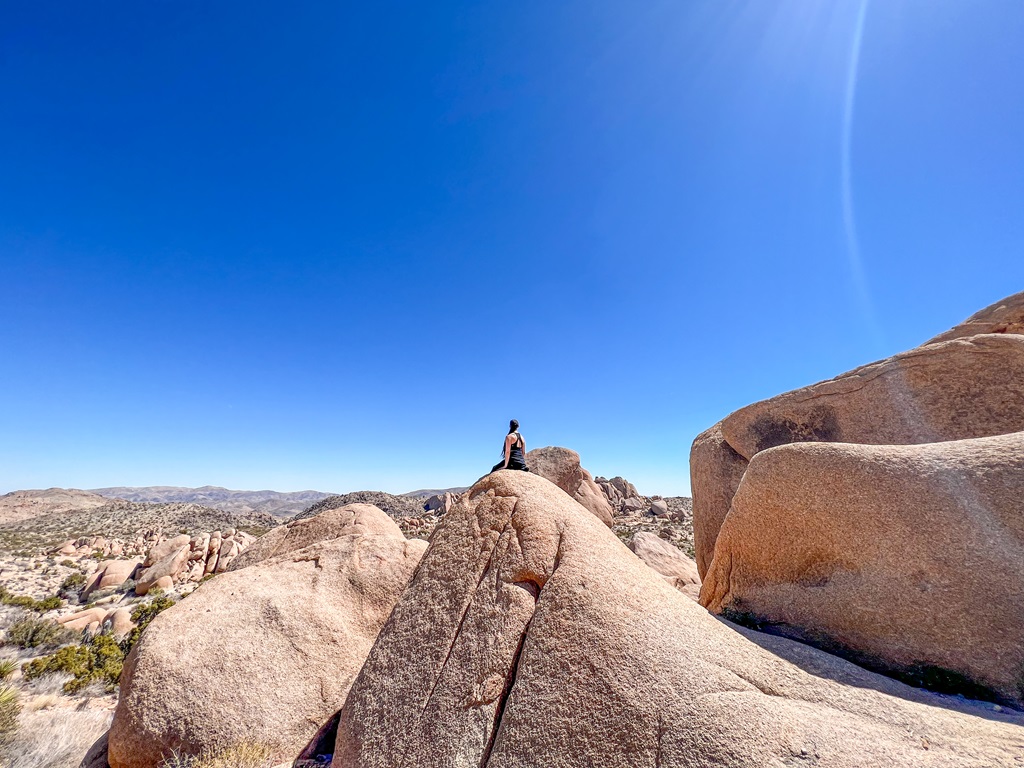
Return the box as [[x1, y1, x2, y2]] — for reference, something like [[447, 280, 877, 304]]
[[524, 446, 615, 527]]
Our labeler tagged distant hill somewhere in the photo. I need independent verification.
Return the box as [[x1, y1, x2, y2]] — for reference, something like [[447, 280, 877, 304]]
[[91, 486, 335, 519], [295, 491, 429, 521], [0, 488, 116, 525], [0, 500, 277, 554], [401, 487, 469, 499]]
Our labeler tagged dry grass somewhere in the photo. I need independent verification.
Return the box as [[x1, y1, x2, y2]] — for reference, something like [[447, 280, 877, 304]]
[[23, 672, 72, 697], [22, 693, 59, 711], [2, 706, 110, 768], [159, 742, 275, 768]]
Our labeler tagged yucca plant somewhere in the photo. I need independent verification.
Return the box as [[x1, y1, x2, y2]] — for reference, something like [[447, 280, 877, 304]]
[[0, 684, 20, 748], [0, 659, 18, 681]]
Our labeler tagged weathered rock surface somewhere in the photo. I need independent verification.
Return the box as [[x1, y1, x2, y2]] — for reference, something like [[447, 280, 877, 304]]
[[693, 331, 1024, 575], [107, 522, 427, 768], [927, 290, 1024, 342], [82, 558, 142, 599], [229, 503, 401, 571], [333, 471, 1023, 768], [701, 431, 1024, 707], [134, 546, 189, 596], [524, 446, 614, 527], [628, 531, 701, 600]]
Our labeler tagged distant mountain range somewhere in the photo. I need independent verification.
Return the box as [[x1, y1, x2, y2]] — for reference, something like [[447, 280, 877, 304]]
[[90, 486, 335, 519]]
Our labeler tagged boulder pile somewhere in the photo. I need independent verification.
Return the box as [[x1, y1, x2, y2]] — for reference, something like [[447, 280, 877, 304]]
[[594, 474, 645, 512], [693, 291, 1024, 708], [331, 471, 1023, 767], [51, 528, 257, 596]]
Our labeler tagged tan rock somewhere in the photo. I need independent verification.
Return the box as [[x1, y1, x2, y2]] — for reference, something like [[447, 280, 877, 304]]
[[214, 540, 240, 573], [135, 547, 189, 596], [693, 333, 1024, 575], [928, 290, 1024, 342], [107, 608, 135, 639], [700, 431, 1024, 708], [58, 606, 109, 632], [143, 535, 191, 568], [628, 531, 701, 600], [690, 421, 749, 576], [524, 446, 614, 527], [83, 559, 142, 599], [333, 471, 1023, 768], [107, 532, 427, 768], [230, 503, 402, 572]]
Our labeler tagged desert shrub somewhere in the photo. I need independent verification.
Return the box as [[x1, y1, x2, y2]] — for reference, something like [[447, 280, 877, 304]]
[[159, 741, 274, 768], [121, 596, 175, 654], [117, 578, 137, 594], [0, 684, 19, 749], [0, 588, 62, 613], [5, 617, 76, 651], [59, 559, 77, 568], [22, 633, 124, 694], [59, 572, 86, 592]]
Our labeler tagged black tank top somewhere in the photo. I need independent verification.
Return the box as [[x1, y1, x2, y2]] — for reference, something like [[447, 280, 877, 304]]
[[504, 432, 526, 465]]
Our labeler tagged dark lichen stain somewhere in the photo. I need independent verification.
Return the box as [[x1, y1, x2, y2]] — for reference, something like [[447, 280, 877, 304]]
[[750, 405, 841, 452]]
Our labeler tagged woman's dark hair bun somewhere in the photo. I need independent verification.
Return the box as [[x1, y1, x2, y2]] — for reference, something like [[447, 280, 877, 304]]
[[509, 419, 519, 433]]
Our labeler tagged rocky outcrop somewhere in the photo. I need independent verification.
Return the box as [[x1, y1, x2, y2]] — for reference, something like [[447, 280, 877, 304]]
[[692, 293, 1024, 707], [107, 505, 427, 768], [332, 471, 1023, 768], [82, 558, 142, 599], [594, 475, 644, 513], [693, 331, 1024, 574], [628, 531, 701, 600], [423, 492, 458, 515], [701, 431, 1024, 707], [524, 446, 614, 526], [228, 503, 401, 570]]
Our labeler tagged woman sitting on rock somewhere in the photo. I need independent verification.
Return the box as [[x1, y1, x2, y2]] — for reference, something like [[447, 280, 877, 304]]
[[491, 419, 530, 473]]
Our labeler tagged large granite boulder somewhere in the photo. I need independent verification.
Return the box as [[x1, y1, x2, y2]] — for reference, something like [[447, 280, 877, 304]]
[[228, 503, 400, 571], [107, 507, 427, 768], [701, 431, 1024, 707], [693, 330, 1024, 574], [332, 471, 1023, 768], [524, 446, 614, 526]]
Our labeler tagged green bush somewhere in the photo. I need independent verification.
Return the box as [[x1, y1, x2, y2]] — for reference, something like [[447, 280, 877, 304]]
[[0, 587, 63, 613], [60, 572, 87, 592], [0, 684, 19, 749], [22, 633, 125, 694], [122, 596, 176, 654], [5, 616, 77, 650]]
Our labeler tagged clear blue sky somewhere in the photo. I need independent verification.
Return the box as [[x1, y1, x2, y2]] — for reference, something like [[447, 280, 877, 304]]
[[2, 1, 1022, 496]]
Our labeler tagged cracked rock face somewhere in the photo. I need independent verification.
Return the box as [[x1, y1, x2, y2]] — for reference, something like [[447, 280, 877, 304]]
[[691, 292, 1024, 709], [332, 471, 1024, 768], [107, 505, 426, 768]]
